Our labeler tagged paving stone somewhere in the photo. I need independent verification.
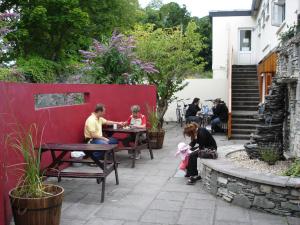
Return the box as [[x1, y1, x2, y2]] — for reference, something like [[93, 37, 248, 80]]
[[214, 222, 251, 225], [215, 206, 251, 223], [84, 218, 124, 225], [94, 205, 143, 220], [156, 191, 187, 201], [177, 209, 214, 225], [287, 216, 300, 225], [187, 192, 216, 200], [60, 218, 87, 225], [149, 199, 183, 211], [250, 210, 288, 224], [62, 202, 101, 220], [183, 198, 215, 210], [140, 209, 178, 224]]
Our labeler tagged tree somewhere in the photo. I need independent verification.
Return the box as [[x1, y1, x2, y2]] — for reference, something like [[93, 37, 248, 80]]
[[79, 0, 140, 39], [134, 22, 206, 127], [142, 2, 190, 30], [194, 16, 212, 71], [2, 0, 90, 61]]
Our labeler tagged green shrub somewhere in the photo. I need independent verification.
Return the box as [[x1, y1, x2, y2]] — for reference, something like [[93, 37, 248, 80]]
[[0, 67, 25, 82], [259, 147, 281, 165], [283, 159, 300, 177], [17, 56, 58, 83]]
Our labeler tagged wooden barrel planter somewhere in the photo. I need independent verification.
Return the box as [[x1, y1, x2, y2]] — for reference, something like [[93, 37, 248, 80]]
[[9, 184, 64, 225], [147, 129, 165, 149]]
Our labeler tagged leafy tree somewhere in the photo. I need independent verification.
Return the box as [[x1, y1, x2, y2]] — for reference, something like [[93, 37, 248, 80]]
[[134, 22, 206, 127], [80, 32, 158, 84], [2, 0, 89, 61], [194, 16, 212, 71], [79, 0, 140, 39], [142, 2, 190, 30]]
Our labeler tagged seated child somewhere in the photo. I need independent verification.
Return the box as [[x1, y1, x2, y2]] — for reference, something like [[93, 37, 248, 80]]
[[122, 105, 146, 159]]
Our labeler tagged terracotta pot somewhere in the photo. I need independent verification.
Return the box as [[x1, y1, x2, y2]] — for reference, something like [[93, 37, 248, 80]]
[[9, 184, 64, 225], [147, 129, 165, 149]]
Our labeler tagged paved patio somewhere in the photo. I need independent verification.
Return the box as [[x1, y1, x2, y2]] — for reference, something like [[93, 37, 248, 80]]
[[48, 123, 299, 225]]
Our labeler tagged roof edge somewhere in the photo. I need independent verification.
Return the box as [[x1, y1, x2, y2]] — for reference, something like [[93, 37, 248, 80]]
[[209, 10, 252, 17]]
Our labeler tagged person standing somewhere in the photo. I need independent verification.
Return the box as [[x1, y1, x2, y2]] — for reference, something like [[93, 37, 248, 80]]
[[84, 103, 122, 159], [183, 122, 217, 185]]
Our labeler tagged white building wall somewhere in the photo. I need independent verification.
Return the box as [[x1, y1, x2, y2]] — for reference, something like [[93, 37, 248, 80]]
[[164, 78, 228, 121], [253, 0, 300, 63], [212, 16, 255, 80]]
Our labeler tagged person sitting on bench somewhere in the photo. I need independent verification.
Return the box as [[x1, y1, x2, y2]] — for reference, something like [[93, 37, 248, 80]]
[[183, 122, 217, 185], [211, 98, 228, 133], [121, 105, 146, 160], [84, 103, 122, 160], [185, 98, 201, 124]]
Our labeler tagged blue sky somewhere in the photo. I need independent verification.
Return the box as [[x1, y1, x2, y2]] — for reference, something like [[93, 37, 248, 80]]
[[139, 0, 253, 18]]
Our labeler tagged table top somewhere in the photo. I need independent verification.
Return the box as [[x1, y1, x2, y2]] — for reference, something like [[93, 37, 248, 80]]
[[103, 127, 147, 133], [40, 143, 118, 151]]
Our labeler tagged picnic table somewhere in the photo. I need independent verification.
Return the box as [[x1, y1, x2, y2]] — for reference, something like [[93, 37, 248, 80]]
[[103, 127, 154, 168], [40, 143, 119, 203]]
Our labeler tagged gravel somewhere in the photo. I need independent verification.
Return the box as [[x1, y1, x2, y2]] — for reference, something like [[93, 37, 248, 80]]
[[226, 150, 292, 176]]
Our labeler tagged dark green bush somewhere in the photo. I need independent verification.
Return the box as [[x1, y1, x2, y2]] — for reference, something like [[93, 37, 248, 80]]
[[17, 56, 58, 83]]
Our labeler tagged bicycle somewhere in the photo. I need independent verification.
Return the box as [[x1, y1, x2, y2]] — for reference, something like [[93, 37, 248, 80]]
[[175, 98, 189, 127]]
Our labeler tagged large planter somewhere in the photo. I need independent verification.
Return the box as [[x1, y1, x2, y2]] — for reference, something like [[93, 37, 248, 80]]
[[147, 129, 165, 149], [9, 184, 64, 225]]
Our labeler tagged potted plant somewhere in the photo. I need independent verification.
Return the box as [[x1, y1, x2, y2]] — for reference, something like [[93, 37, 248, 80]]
[[6, 123, 64, 225], [147, 106, 165, 149]]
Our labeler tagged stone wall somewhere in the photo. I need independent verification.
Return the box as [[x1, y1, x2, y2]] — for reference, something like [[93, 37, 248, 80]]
[[276, 34, 300, 158], [201, 163, 300, 217]]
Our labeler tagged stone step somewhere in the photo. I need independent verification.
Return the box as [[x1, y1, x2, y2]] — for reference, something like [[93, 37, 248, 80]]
[[230, 134, 251, 140], [232, 74, 257, 78], [232, 123, 258, 129], [232, 80, 258, 85], [232, 97, 260, 101], [232, 101, 259, 107], [232, 89, 259, 93], [232, 65, 257, 69], [232, 77, 258, 81], [232, 105, 258, 111], [232, 93, 259, 97], [232, 128, 256, 135], [232, 118, 259, 124], [232, 84, 259, 89]]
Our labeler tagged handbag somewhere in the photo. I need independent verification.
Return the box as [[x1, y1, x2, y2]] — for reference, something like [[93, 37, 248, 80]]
[[198, 148, 218, 159]]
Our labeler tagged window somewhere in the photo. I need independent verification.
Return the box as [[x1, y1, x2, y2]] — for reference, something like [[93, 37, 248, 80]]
[[261, 10, 266, 27], [265, 1, 270, 20], [257, 19, 262, 35], [240, 30, 252, 51], [272, 0, 285, 26]]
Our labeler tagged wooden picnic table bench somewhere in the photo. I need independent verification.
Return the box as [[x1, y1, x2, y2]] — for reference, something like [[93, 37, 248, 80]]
[[40, 143, 119, 203], [103, 127, 154, 168]]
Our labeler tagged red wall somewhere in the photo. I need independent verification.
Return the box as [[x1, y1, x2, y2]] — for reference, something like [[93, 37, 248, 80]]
[[0, 82, 156, 225]]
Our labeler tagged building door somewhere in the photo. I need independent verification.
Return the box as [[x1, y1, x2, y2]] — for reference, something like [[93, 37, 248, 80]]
[[238, 29, 253, 65]]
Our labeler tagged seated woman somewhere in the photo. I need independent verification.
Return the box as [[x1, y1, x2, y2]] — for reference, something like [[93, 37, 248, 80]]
[[122, 105, 146, 160], [183, 122, 217, 185], [185, 98, 201, 124], [211, 98, 228, 133]]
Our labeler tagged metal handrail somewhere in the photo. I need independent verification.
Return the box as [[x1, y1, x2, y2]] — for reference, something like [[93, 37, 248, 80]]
[[227, 37, 234, 139]]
